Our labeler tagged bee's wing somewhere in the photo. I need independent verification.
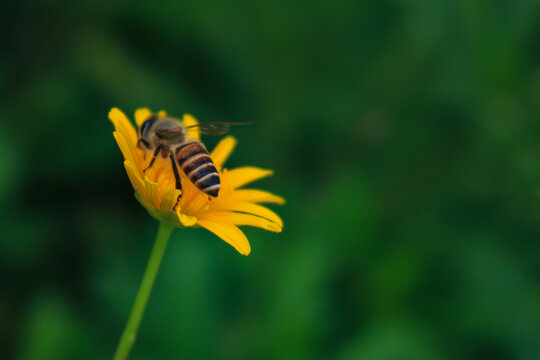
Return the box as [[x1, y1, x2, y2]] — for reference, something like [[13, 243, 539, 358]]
[[156, 126, 184, 139], [186, 122, 253, 136]]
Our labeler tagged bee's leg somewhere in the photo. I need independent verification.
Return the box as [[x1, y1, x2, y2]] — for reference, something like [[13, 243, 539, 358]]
[[143, 144, 163, 173], [169, 154, 182, 210], [137, 139, 150, 150]]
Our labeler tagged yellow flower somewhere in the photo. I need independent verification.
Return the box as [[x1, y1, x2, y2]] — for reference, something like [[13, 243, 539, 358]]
[[109, 108, 284, 255]]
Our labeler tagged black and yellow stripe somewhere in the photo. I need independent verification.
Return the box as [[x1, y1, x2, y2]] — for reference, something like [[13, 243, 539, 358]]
[[176, 142, 220, 197]]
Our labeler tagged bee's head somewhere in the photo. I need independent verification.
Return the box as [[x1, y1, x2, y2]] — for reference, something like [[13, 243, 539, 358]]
[[139, 115, 158, 138], [138, 115, 187, 150]]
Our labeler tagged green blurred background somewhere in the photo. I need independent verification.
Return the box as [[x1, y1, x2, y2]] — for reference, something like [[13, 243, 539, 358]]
[[2, 1, 540, 359]]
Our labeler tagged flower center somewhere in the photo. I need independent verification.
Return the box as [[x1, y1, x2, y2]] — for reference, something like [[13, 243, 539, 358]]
[[138, 148, 216, 214]]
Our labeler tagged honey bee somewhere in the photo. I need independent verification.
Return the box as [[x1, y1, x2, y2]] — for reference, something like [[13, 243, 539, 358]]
[[137, 113, 250, 209]]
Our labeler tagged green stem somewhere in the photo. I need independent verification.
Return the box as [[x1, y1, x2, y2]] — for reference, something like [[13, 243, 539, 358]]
[[113, 222, 174, 360]]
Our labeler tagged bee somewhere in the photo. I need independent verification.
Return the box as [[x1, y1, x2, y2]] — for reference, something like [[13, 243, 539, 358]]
[[137, 113, 250, 209]]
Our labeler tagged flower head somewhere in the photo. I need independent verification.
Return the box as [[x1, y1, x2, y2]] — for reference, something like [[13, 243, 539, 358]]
[[109, 108, 284, 255]]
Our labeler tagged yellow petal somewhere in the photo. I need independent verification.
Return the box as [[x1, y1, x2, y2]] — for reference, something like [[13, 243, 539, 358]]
[[176, 208, 198, 227], [197, 215, 251, 255], [144, 177, 160, 209], [159, 186, 177, 210], [205, 211, 282, 232], [224, 167, 274, 189], [113, 131, 140, 168], [210, 136, 236, 170], [157, 110, 167, 117], [182, 114, 200, 141], [215, 202, 283, 228], [109, 108, 137, 145], [228, 189, 285, 204], [135, 108, 153, 127], [125, 162, 151, 207], [124, 161, 145, 192]]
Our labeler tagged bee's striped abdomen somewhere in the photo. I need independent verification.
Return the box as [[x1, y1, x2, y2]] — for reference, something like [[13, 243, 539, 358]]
[[176, 142, 220, 197]]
